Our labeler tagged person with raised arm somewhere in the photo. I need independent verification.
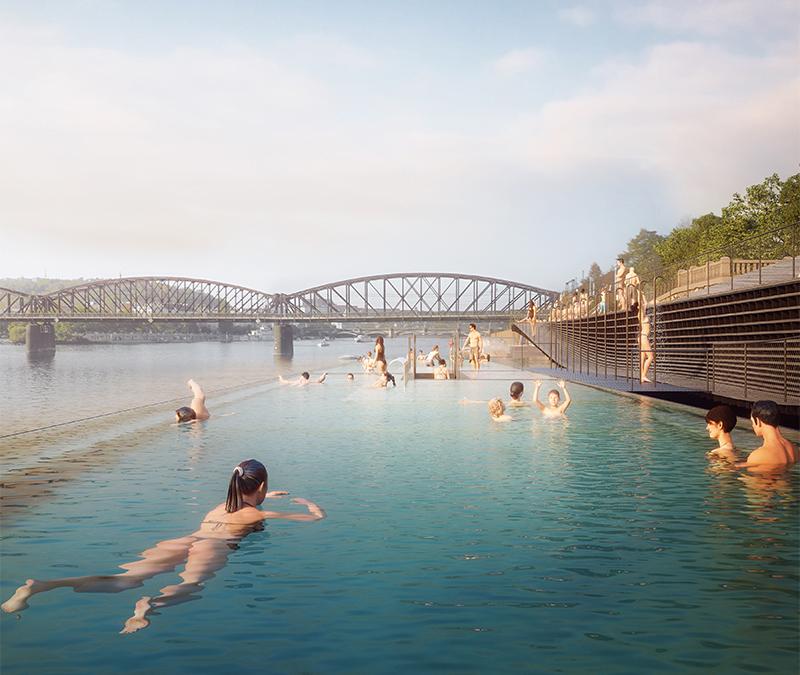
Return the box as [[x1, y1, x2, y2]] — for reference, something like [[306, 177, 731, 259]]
[[533, 379, 572, 417], [1, 460, 325, 634], [175, 379, 211, 423], [736, 401, 797, 473]]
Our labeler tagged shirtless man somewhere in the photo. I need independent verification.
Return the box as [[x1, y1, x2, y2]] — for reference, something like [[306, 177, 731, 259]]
[[615, 257, 627, 311], [533, 379, 572, 417], [705, 404, 738, 463], [175, 379, 210, 423], [736, 400, 797, 472], [463, 323, 483, 370]]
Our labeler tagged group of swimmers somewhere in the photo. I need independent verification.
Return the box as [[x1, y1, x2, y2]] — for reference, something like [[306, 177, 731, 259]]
[[479, 379, 572, 422]]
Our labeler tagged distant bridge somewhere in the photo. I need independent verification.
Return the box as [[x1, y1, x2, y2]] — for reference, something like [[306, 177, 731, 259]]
[[0, 274, 558, 323]]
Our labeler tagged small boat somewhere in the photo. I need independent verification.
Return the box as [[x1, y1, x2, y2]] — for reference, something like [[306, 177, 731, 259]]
[[338, 354, 361, 361], [318, 337, 330, 347], [354, 335, 367, 343]]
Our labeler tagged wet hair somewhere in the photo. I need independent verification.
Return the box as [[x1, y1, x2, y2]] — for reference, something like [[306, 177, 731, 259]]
[[384, 372, 396, 387], [346, 373, 354, 380], [175, 406, 196, 423], [226, 459, 268, 513], [548, 389, 561, 400], [301, 372, 310, 380], [705, 405, 737, 432], [510, 381, 524, 400], [751, 400, 780, 427], [488, 398, 505, 417]]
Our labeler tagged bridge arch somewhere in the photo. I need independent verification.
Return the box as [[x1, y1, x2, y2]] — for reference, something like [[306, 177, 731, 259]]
[[1, 273, 559, 321]]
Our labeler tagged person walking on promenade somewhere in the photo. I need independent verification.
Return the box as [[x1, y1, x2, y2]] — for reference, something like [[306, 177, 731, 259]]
[[462, 323, 483, 370]]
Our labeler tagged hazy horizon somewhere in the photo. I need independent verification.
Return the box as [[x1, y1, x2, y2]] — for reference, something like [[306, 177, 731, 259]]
[[1, 1, 797, 292]]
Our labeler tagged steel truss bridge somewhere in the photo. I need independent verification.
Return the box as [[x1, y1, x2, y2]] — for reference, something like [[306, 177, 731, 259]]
[[0, 274, 558, 323]]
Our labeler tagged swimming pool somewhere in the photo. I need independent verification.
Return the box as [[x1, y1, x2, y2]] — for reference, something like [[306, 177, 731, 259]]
[[1, 365, 798, 674]]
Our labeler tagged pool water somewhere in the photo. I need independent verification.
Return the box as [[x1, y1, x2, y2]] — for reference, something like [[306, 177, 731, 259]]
[[1, 366, 798, 674]]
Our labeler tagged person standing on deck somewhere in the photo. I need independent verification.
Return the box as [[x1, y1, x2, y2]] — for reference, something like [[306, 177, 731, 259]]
[[463, 323, 483, 370], [615, 257, 627, 311]]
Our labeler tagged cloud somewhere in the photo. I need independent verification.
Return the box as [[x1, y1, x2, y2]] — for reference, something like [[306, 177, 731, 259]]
[[558, 6, 595, 27], [491, 47, 548, 76], [503, 41, 799, 215], [616, 0, 799, 37]]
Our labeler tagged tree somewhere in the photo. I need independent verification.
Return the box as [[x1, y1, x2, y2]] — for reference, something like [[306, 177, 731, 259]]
[[587, 262, 603, 294], [620, 229, 665, 282]]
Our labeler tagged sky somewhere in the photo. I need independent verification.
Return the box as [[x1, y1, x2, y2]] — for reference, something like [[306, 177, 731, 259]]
[[0, 0, 797, 293]]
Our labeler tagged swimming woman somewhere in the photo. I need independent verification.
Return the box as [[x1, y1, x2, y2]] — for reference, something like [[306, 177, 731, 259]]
[[175, 379, 210, 423], [279, 372, 327, 386], [374, 371, 396, 388], [1, 460, 325, 634], [705, 404, 738, 463]]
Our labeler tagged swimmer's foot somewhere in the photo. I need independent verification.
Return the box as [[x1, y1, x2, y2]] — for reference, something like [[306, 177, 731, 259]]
[[120, 596, 152, 635], [1, 579, 39, 614]]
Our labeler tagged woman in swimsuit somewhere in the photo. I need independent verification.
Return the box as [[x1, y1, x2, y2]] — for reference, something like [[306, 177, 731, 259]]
[[1, 460, 325, 634], [374, 335, 387, 373], [639, 315, 654, 383]]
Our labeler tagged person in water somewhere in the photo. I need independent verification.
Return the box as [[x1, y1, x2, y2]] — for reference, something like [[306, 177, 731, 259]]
[[533, 380, 571, 417], [175, 379, 210, 423], [425, 345, 442, 367], [374, 371, 396, 388], [705, 405, 738, 463], [1, 460, 325, 634], [508, 381, 527, 407], [434, 358, 449, 380], [488, 398, 512, 422], [736, 400, 798, 473], [279, 372, 327, 386], [346, 373, 355, 381]]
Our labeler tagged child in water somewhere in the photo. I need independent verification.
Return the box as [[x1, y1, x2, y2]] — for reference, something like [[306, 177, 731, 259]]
[[705, 405, 738, 463], [488, 398, 512, 422]]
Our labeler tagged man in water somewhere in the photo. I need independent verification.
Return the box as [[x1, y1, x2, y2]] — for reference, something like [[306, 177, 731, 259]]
[[175, 379, 210, 423], [463, 323, 483, 370], [615, 257, 627, 311], [736, 400, 797, 472], [705, 405, 738, 463], [533, 379, 571, 417], [508, 381, 527, 407]]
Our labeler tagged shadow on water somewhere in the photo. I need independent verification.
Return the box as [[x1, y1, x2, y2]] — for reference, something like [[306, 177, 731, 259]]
[[26, 351, 55, 366]]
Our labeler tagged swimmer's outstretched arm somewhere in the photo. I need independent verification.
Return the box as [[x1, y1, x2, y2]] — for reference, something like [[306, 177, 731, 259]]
[[316, 372, 327, 384], [532, 381, 545, 411], [260, 497, 326, 522], [188, 379, 210, 420], [557, 380, 572, 413]]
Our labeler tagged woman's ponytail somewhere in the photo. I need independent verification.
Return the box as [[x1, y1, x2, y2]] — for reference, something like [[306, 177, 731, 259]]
[[225, 460, 268, 513]]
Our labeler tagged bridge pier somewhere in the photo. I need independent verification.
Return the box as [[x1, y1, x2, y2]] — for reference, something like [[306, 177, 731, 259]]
[[26, 322, 56, 355], [218, 319, 234, 339], [273, 323, 294, 357]]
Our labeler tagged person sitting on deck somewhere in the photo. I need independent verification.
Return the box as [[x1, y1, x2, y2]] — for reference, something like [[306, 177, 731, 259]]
[[434, 358, 450, 380], [175, 379, 210, 423], [508, 381, 527, 407], [736, 400, 797, 473], [533, 379, 571, 417], [488, 398, 512, 422], [705, 405, 738, 463], [1, 460, 325, 634]]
